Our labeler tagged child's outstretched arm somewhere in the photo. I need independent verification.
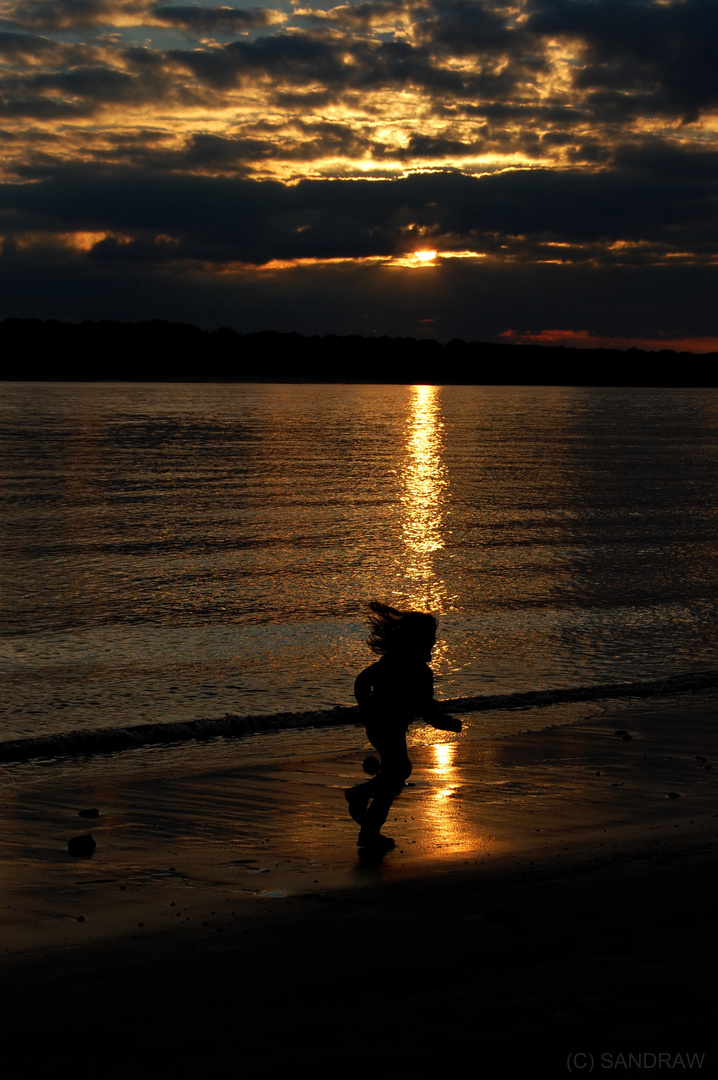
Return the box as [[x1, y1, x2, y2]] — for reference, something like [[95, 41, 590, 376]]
[[423, 705, 462, 733], [420, 666, 462, 732]]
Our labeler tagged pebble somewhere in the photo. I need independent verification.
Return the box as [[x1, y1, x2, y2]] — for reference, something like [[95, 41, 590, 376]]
[[68, 834, 96, 857]]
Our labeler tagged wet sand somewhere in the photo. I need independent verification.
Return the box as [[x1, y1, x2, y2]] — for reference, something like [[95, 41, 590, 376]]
[[2, 694, 718, 1077]]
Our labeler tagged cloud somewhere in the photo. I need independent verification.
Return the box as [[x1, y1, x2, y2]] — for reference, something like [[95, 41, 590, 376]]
[[0, 0, 715, 345], [0, 30, 57, 59], [150, 5, 285, 31], [168, 32, 477, 97], [418, 0, 526, 57], [2, 241, 716, 347], [526, 0, 718, 121], [2, 0, 149, 30], [3, 156, 717, 266]]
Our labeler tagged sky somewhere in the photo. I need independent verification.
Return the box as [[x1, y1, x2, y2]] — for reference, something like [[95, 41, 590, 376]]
[[0, 0, 716, 348]]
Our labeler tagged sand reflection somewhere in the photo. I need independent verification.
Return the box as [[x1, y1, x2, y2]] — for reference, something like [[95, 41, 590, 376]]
[[416, 738, 491, 856], [401, 385, 448, 609]]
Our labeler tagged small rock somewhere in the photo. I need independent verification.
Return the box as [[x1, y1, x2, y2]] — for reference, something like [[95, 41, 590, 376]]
[[78, 808, 100, 819], [77, 915, 85, 923], [68, 833, 96, 857], [621, 734, 633, 741], [615, 730, 629, 737], [665, 792, 681, 799]]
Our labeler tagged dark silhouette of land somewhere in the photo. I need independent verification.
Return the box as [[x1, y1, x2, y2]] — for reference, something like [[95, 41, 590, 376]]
[[1, 318, 715, 385]]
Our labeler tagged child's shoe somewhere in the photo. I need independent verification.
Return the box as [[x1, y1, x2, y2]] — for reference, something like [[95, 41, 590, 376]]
[[357, 830, 395, 851]]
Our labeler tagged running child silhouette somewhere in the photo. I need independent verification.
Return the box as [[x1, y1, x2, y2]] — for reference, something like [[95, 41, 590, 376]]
[[346, 601, 462, 851]]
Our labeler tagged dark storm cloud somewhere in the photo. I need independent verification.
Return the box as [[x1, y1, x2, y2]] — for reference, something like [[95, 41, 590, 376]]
[[3, 159, 717, 263], [2, 243, 716, 346], [166, 28, 542, 107], [22, 67, 145, 102], [613, 140, 718, 183], [179, 121, 370, 166], [3, 0, 148, 30], [527, 0, 718, 121], [296, 0, 407, 27], [170, 34, 349, 90], [169, 33, 469, 95], [390, 133, 483, 160], [0, 30, 103, 67], [0, 93, 96, 119], [150, 5, 282, 31], [0, 30, 56, 59], [0, 0, 716, 346], [81, 119, 372, 172], [0, 64, 176, 117], [417, 0, 525, 56]]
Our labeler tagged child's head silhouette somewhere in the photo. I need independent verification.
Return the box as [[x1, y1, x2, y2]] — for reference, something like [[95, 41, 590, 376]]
[[367, 601, 437, 659]]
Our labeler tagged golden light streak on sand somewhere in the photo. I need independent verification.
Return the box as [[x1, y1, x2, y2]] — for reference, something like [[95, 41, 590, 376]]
[[416, 737, 489, 855]]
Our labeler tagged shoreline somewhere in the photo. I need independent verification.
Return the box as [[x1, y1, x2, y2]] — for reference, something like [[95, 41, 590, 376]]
[[2, 691, 717, 957], [2, 669, 717, 764], [2, 694, 717, 1076]]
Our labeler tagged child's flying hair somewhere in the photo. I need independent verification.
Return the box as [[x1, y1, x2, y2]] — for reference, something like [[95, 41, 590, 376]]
[[367, 600, 437, 656]]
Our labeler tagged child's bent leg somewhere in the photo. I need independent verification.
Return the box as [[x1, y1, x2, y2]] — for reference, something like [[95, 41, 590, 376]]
[[364, 748, 412, 834]]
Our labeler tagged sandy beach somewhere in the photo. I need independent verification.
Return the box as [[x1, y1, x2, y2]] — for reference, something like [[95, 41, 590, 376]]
[[2, 692, 717, 1078]]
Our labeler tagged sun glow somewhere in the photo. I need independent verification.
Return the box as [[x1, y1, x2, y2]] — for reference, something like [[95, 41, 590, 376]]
[[414, 250, 437, 263]]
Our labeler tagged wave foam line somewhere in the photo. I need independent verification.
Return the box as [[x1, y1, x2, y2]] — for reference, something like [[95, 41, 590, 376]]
[[1, 670, 717, 764]]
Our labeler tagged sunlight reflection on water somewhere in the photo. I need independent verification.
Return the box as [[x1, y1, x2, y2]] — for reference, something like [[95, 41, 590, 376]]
[[1, 382, 717, 741], [402, 384, 449, 612]]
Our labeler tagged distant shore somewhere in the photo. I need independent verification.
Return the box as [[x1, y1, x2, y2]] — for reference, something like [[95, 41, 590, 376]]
[[2, 318, 716, 384], [2, 694, 717, 1076]]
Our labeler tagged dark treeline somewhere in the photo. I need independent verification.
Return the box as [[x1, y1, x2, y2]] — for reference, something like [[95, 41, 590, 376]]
[[2, 318, 715, 385]]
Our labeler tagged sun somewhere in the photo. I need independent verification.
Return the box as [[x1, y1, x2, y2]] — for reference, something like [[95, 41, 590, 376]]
[[414, 250, 438, 263]]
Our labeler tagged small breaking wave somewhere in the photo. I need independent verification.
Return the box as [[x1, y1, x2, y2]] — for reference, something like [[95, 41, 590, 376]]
[[1, 670, 716, 764]]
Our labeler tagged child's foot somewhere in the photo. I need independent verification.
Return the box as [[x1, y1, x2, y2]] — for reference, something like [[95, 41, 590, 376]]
[[345, 787, 369, 826], [357, 830, 395, 851]]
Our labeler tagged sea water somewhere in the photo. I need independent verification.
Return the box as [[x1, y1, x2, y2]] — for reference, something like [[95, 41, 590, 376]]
[[1, 381, 717, 755]]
